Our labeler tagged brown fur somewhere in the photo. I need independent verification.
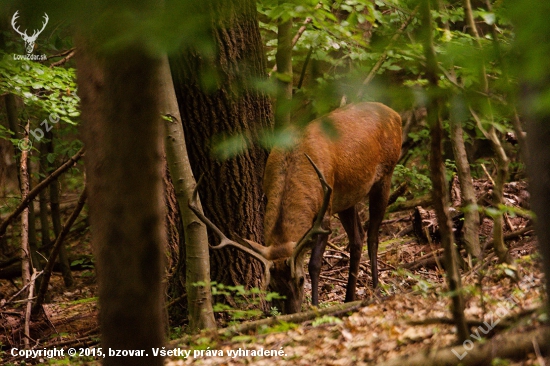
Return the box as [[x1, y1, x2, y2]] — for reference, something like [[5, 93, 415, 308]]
[[248, 102, 402, 313], [264, 102, 401, 252]]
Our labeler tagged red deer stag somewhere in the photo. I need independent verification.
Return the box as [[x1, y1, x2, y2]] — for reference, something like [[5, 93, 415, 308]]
[[190, 102, 402, 314]]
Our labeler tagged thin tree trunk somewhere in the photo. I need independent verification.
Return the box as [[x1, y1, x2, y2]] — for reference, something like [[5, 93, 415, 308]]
[[26, 162, 42, 276], [420, 0, 469, 343], [450, 102, 480, 258], [47, 136, 73, 287], [20, 124, 31, 349], [38, 141, 50, 248], [438, 0, 480, 258], [275, 5, 293, 128], [77, 28, 165, 366], [463, 0, 511, 264], [160, 56, 216, 331]]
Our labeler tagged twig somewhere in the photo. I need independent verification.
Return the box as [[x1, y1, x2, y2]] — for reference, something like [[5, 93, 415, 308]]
[[326, 240, 343, 252], [0, 147, 84, 237], [2, 270, 44, 307], [166, 293, 188, 309], [378, 259, 397, 271], [319, 275, 348, 284], [43, 334, 99, 348], [532, 337, 546, 366], [480, 163, 496, 187], [46, 48, 75, 60], [504, 213, 515, 231], [50, 50, 76, 68], [356, 6, 419, 98]]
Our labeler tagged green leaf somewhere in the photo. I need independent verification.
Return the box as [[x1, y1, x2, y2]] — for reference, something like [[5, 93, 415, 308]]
[[47, 153, 57, 164], [479, 11, 496, 25]]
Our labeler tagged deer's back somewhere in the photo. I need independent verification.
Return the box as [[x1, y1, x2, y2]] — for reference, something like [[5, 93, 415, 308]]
[[263, 102, 402, 245]]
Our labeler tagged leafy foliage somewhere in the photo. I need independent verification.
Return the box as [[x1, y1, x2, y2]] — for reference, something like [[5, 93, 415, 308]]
[[0, 53, 80, 124], [194, 282, 285, 324]]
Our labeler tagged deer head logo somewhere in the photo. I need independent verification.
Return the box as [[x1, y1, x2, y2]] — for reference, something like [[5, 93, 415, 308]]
[[11, 11, 49, 54]]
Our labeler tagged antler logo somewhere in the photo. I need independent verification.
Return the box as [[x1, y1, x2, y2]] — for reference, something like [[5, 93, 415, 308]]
[[11, 11, 49, 54]]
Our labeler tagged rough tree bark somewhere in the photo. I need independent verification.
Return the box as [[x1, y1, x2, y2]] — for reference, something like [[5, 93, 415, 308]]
[[170, 0, 273, 291], [420, 0, 469, 343], [76, 18, 165, 366]]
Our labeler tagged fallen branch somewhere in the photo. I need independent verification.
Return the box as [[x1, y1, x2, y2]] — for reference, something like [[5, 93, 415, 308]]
[[405, 313, 524, 330], [388, 194, 432, 212], [220, 299, 365, 336], [168, 299, 367, 348], [402, 249, 444, 270], [0, 147, 84, 237]]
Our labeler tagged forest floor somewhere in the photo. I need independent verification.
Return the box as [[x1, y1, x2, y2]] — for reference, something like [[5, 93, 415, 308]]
[[0, 179, 547, 365]]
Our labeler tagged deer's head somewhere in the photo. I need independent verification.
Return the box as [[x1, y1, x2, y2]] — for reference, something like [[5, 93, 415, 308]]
[[189, 155, 331, 314]]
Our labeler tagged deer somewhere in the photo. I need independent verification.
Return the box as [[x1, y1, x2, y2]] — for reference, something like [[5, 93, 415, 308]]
[[189, 102, 402, 314], [11, 11, 49, 54]]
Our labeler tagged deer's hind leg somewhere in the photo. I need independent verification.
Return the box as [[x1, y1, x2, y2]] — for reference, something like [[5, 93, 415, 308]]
[[367, 176, 392, 289], [339, 205, 365, 302]]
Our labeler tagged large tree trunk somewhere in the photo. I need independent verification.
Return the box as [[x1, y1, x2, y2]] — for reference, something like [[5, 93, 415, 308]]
[[510, 0, 550, 317], [170, 0, 273, 291], [76, 34, 165, 366]]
